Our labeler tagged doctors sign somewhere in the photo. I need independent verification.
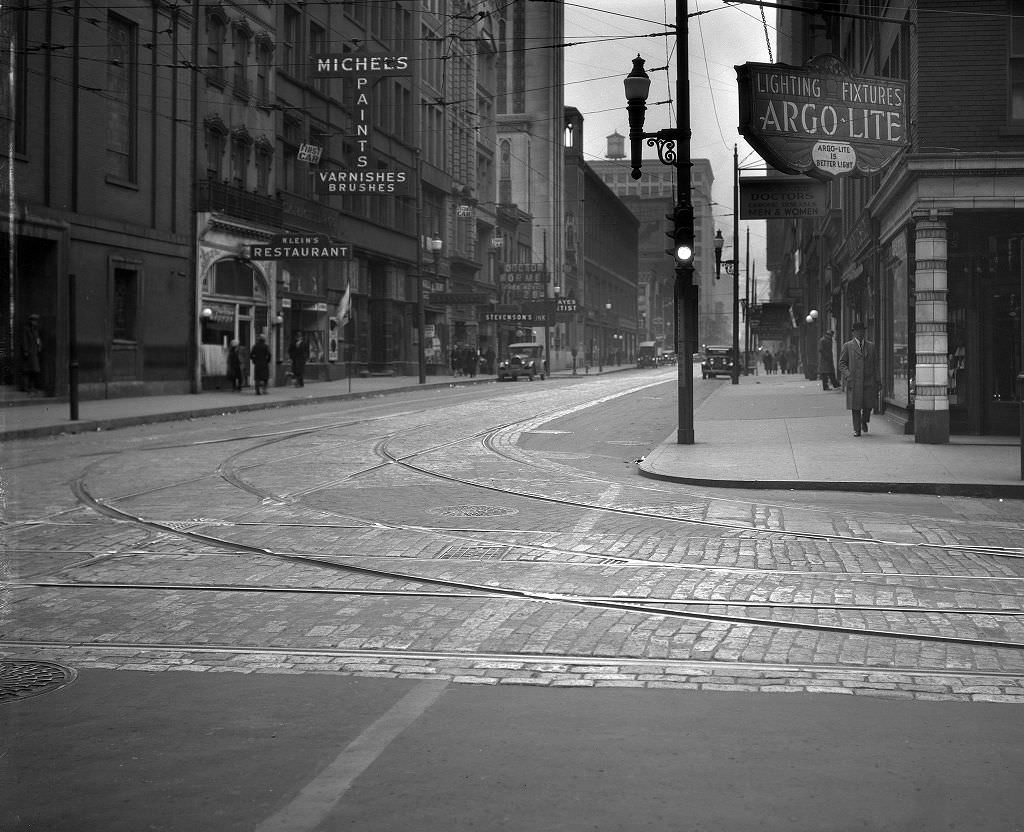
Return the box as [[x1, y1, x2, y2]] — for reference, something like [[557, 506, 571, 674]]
[[739, 176, 828, 219], [736, 54, 907, 178]]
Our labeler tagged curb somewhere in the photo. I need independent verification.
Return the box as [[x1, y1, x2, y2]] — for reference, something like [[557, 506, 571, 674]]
[[0, 377, 499, 441], [636, 464, 1024, 500]]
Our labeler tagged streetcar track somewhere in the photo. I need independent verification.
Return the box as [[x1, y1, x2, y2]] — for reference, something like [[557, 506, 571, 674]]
[[13, 543, 1024, 584], [11, 376, 1017, 663], [60, 478, 1024, 651], [5, 639, 1023, 682], [14, 580, 1024, 617], [380, 432, 1024, 559]]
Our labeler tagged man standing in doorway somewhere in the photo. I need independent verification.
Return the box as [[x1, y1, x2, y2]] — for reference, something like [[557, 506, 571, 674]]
[[838, 321, 879, 436], [289, 332, 309, 387]]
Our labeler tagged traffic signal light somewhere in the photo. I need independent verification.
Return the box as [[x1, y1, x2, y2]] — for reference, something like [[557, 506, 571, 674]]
[[666, 205, 694, 265]]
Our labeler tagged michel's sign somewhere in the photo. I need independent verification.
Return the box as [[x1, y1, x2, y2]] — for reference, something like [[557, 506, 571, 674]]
[[736, 55, 907, 178], [311, 53, 412, 194]]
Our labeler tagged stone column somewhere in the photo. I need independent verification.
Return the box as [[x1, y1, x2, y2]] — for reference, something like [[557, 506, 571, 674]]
[[912, 210, 951, 443]]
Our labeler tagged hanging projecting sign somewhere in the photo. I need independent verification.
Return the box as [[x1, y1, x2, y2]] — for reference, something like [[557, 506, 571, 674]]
[[311, 53, 412, 195], [739, 175, 828, 219], [736, 54, 907, 179], [314, 167, 411, 195]]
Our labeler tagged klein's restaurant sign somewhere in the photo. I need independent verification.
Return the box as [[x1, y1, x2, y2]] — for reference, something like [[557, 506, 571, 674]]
[[736, 54, 907, 179], [249, 235, 349, 260]]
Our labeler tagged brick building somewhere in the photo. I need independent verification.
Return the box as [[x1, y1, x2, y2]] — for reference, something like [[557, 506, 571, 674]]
[[771, 0, 1024, 441]]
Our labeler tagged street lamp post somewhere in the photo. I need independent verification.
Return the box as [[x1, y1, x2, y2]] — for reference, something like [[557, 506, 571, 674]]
[[418, 233, 443, 384], [731, 145, 741, 385], [624, 0, 695, 443]]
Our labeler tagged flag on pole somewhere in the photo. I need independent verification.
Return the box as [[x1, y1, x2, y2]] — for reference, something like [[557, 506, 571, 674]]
[[338, 283, 351, 327]]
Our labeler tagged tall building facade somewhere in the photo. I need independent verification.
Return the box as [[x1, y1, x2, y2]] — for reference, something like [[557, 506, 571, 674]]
[[4, 0, 556, 399], [3, 0, 195, 399], [495, 0, 567, 367], [564, 111, 640, 367], [772, 0, 1024, 441], [589, 137, 716, 350]]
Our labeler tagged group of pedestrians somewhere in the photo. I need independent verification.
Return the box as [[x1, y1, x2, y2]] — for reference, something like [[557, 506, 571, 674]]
[[760, 346, 798, 375], [225, 334, 276, 395], [450, 345, 495, 377], [818, 324, 879, 436]]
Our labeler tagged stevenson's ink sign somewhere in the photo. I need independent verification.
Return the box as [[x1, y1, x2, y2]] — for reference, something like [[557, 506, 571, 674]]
[[736, 54, 907, 178]]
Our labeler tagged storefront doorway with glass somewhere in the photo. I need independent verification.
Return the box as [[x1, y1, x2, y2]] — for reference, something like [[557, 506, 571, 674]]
[[200, 258, 270, 390]]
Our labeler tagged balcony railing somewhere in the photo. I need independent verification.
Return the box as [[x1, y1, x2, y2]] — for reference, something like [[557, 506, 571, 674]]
[[194, 180, 283, 226]]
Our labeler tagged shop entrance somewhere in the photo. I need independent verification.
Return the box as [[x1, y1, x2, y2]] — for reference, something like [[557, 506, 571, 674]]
[[948, 250, 1021, 435]]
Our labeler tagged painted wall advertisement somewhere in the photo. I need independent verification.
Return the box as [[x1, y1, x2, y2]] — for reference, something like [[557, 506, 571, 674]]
[[736, 54, 907, 179]]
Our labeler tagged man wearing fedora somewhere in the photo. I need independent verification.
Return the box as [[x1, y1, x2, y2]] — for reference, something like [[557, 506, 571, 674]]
[[838, 320, 879, 437]]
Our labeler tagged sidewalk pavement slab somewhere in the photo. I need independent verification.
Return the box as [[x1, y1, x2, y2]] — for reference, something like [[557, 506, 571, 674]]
[[639, 375, 1024, 499]]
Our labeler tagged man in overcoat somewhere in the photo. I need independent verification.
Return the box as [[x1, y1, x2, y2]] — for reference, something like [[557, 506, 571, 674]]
[[838, 321, 879, 436], [250, 334, 272, 395], [289, 333, 309, 386]]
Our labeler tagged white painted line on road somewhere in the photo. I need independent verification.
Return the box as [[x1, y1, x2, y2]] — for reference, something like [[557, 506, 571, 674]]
[[254, 680, 448, 832]]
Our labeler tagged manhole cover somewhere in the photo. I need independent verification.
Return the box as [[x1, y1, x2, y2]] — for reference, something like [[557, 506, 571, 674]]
[[1, 661, 77, 703], [428, 504, 519, 518]]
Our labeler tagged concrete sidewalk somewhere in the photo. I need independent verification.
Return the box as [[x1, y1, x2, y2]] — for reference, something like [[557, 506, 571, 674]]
[[639, 374, 1024, 498], [0, 364, 639, 441], [0, 372, 505, 441]]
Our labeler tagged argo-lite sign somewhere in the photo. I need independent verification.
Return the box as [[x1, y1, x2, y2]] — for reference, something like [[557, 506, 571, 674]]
[[736, 54, 907, 178]]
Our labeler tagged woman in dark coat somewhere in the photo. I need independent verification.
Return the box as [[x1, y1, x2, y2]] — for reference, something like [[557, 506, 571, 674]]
[[250, 334, 271, 395]]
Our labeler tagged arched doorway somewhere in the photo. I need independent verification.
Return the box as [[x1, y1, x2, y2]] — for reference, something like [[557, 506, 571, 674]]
[[200, 258, 272, 389]]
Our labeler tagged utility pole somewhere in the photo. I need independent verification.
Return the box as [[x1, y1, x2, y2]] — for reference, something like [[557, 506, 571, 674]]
[[731, 145, 740, 384], [625, 0, 694, 443]]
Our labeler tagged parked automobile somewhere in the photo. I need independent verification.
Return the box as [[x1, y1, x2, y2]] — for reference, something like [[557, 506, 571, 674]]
[[701, 345, 735, 379], [497, 342, 546, 381]]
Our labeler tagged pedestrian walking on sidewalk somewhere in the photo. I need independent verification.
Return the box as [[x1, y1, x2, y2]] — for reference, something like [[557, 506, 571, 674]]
[[250, 333, 271, 395], [288, 333, 309, 386], [817, 330, 838, 390], [838, 321, 879, 436], [227, 339, 243, 391]]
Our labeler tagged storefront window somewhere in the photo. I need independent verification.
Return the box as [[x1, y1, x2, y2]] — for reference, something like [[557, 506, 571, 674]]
[[292, 302, 327, 363]]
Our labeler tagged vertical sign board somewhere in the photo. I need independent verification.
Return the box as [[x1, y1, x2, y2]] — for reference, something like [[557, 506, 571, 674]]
[[499, 263, 548, 305], [736, 54, 907, 179], [313, 54, 412, 194]]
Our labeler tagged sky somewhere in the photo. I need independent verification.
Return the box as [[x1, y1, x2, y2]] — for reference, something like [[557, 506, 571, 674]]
[[562, 0, 776, 275]]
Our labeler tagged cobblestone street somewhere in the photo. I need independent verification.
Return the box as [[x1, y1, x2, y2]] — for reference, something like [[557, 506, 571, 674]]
[[4, 374, 1024, 701]]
